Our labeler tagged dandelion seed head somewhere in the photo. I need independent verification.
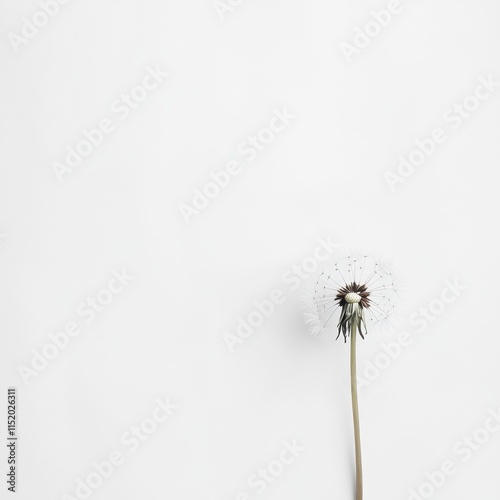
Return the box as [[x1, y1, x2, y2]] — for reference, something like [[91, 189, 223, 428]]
[[302, 250, 402, 342]]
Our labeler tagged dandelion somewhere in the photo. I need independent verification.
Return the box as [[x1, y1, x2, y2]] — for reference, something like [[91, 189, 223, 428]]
[[303, 251, 401, 500]]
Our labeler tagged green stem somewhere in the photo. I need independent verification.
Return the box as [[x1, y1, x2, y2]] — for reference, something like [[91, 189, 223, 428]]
[[350, 321, 363, 500]]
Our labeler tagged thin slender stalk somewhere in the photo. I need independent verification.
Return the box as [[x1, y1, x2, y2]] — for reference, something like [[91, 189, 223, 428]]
[[350, 321, 363, 500]]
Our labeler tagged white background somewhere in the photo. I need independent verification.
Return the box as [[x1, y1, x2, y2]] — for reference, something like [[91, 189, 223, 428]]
[[1, 0, 500, 499]]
